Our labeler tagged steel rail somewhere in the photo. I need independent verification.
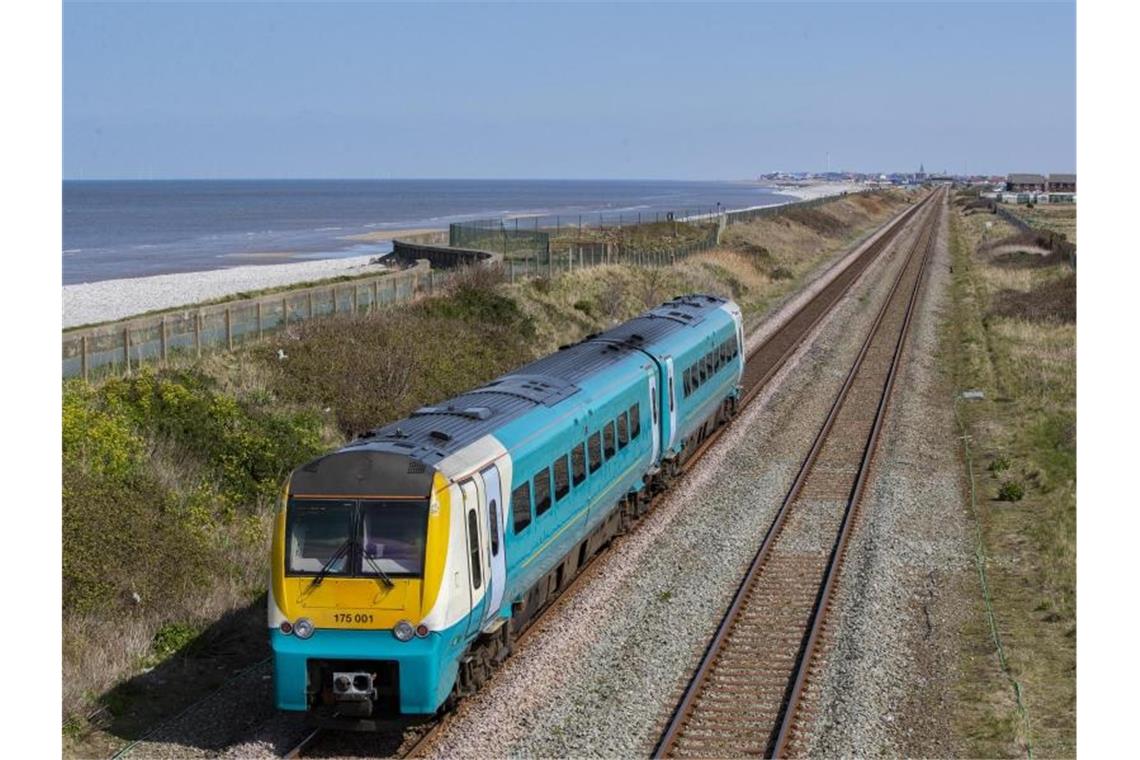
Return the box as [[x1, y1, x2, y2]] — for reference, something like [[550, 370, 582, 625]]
[[653, 190, 943, 759], [280, 191, 936, 760]]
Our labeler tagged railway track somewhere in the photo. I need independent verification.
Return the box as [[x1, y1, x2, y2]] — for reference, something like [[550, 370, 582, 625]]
[[279, 190, 937, 760], [652, 189, 944, 759]]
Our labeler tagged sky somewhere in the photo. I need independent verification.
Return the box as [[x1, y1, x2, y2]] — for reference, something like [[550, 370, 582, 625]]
[[63, 1, 1076, 180]]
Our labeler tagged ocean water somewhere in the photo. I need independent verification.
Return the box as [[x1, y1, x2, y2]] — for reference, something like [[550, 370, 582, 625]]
[[62, 179, 794, 285]]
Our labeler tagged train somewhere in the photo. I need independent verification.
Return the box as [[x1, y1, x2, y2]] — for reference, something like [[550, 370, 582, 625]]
[[269, 293, 745, 728]]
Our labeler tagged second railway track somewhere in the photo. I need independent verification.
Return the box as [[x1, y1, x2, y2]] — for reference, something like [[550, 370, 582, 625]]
[[654, 188, 944, 759], [280, 191, 937, 760]]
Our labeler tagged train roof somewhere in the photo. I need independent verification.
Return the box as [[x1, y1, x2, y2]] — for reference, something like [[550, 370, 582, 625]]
[[329, 294, 732, 468]]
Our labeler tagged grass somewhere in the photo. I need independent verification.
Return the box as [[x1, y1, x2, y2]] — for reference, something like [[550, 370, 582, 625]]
[[944, 195, 1076, 758], [60, 188, 915, 756]]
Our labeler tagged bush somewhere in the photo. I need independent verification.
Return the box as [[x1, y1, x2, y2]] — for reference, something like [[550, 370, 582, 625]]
[[262, 307, 536, 438], [989, 455, 1011, 474], [998, 480, 1025, 502], [770, 266, 795, 281], [151, 622, 199, 659]]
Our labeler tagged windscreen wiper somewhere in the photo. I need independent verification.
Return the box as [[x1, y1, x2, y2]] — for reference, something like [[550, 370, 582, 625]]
[[359, 543, 396, 589], [308, 539, 352, 590]]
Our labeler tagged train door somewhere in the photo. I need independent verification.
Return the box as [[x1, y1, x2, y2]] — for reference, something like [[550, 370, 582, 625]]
[[459, 478, 489, 639], [664, 356, 679, 451], [647, 373, 660, 465], [477, 465, 507, 629]]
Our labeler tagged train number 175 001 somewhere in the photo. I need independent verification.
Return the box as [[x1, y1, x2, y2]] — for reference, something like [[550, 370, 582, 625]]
[[333, 613, 374, 624]]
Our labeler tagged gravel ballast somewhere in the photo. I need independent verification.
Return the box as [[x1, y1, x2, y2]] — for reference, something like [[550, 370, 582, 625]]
[[800, 195, 974, 757]]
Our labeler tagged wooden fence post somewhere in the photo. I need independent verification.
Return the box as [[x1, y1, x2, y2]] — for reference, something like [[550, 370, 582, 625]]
[[282, 297, 288, 326], [123, 327, 131, 374], [195, 312, 201, 357], [160, 316, 168, 363], [225, 307, 232, 350], [372, 280, 379, 313], [257, 301, 263, 339], [81, 335, 89, 382], [308, 291, 314, 319]]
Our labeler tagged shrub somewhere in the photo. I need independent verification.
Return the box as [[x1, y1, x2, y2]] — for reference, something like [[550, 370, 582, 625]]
[[151, 622, 199, 659], [998, 480, 1025, 502], [262, 308, 536, 438], [989, 455, 1011, 474], [770, 266, 794, 281]]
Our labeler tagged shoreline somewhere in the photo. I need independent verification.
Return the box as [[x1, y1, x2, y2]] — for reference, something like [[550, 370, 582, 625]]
[[61, 182, 866, 328]]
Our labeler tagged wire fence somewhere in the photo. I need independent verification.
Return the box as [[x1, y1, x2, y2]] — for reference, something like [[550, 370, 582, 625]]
[[449, 218, 550, 257], [62, 263, 430, 381]]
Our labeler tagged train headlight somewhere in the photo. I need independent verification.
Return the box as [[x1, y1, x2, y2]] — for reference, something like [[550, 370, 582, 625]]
[[293, 618, 315, 639], [393, 620, 415, 642]]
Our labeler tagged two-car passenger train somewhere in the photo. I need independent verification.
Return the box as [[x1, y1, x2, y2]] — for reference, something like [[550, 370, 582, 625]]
[[269, 294, 745, 728]]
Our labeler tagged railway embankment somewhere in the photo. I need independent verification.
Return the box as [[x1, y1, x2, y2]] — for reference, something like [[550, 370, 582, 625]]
[[61, 189, 913, 758], [940, 191, 1076, 757]]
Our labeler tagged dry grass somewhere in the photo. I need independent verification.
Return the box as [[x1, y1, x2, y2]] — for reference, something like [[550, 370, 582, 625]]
[[945, 206, 1076, 758]]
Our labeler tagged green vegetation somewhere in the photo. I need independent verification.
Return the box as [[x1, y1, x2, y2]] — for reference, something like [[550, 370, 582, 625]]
[[61, 189, 913, 755], [945, 196, 1075, 758]]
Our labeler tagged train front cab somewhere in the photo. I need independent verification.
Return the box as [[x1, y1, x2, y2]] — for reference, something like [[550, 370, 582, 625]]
[[269, 447, 505, 725]]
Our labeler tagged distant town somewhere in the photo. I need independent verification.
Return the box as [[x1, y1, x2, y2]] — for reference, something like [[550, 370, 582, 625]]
[[763, 167, 1076, 204]]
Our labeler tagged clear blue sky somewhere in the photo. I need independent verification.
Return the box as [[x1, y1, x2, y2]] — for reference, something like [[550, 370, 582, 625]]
[[63, 1, 1075, 180]]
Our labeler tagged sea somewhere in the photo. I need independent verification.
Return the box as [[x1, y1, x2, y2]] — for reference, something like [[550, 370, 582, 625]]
[[62, 179, 796, 285]]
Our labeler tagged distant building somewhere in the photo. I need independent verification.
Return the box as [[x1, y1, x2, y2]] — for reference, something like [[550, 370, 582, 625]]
[[1047, 173, 1077, 193], [1007, 173, 1046, 192]]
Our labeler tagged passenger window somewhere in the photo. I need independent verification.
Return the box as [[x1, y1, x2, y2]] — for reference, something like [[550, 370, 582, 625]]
[[512, 483, 532, 533], [629, 404, 641, 438], [652, 392, 658, 423], [534, 468, 552, 516], [603, 421, 616, 459], [617, 412, 629, 448], [708, 351, 716, 374], [588, 432, 602, 473], [571, 443, 587, 485], [489, 498, 500, 556], [698, 359, 706, 383], [467, 509, 482, 589], [553, 456, 570, 500], [683, 368, 691, 397]]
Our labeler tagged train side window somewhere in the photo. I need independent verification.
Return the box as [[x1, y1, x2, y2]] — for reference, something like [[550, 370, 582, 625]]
[[617, 412, 629, 449], [489, 498, 500, 556], [534, 468, 552, 516], [511, 483, 532, 533], [588, 432, 602, 473], [603, 421, 616, 460], [467, 509, 482, 589], [571, 443, 587, 485], [683, 368, 690, 397], [553, 456, 570, 501], [708, 350, 716, 375], [698, 358, 706, 383], [629, 404, 640, 438], [668, 377, 675, 411], [731, 334, 739, 357], [651, 392, 659, 424]]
